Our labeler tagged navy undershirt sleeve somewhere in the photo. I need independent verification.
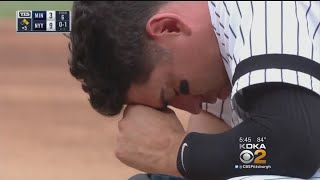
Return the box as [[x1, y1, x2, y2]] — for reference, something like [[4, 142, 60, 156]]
[[177, 83, 320, 180]]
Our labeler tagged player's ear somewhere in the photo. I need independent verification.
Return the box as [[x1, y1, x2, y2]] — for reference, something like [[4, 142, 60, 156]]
[[145, 13, 191, 40]]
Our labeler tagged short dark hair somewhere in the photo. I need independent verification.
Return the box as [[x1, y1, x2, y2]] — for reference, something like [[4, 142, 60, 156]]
[[68, 1, 168, 116]]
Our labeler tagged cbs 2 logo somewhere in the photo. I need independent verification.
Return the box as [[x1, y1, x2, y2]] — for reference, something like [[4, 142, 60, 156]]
[[240, 149, 266, 164]]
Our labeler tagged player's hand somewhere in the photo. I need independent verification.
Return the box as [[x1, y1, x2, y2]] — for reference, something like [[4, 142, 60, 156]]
[[115, 105, 186, 176]]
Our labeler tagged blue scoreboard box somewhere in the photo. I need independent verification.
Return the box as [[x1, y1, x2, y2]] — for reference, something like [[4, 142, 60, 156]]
[[16, 10, 71, 33]]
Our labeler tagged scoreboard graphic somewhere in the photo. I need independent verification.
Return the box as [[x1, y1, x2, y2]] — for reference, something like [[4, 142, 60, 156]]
[[16, 10, 71, 33]]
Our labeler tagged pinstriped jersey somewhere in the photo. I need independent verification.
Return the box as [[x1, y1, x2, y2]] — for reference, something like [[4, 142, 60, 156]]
[[209, 1, 319, 99], [203, 1, 320, 128], [203, 1, 320, 179]]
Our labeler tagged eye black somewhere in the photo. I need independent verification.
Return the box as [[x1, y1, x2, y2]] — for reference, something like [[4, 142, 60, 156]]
[[179, 80, 189, 95]]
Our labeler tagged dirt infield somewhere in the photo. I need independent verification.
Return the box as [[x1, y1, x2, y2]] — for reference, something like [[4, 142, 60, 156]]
[[0, 19, 190, 180]]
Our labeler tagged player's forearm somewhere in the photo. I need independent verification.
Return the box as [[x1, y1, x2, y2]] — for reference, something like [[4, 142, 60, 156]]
[[176, 83, 320, 180], [187, 110, 231, 134]]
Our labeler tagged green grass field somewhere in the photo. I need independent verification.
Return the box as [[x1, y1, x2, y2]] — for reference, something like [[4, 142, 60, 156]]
[[0, 1, 73, 18]]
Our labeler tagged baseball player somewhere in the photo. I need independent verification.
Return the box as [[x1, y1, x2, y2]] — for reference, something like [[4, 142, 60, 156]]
[[175, 1, 320, 179], [68, 1, 320, 179]]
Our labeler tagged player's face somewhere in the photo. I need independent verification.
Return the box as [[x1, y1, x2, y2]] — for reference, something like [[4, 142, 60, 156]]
[[126, 21, 231, 114], [126, 49, 231, 114], [126, 2, 231, 114]]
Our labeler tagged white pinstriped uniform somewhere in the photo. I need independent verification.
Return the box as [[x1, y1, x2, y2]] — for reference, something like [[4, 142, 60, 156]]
[[203, 1, 320, 179]]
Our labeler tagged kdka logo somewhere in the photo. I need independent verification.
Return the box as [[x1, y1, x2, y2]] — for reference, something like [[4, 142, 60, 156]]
[[235, 137, 271, 170]]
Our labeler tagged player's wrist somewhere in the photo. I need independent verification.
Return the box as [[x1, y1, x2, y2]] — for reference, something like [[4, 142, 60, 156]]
[[164, 132, 186, 177]]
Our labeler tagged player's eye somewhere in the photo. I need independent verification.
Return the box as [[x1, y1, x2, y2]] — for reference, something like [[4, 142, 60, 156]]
[[159, 88, 178, 109], [179, 80, 190, 95]]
